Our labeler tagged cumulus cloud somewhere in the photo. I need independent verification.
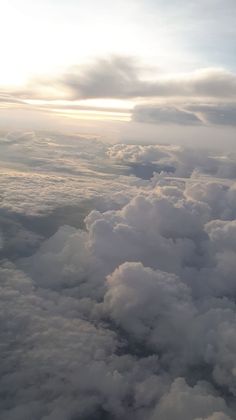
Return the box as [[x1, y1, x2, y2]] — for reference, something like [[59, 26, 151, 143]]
[[107, 143, 236, 179], [103, 262, 194, 352], [151, 378, 232, 420], [1, 133, 236, 419], [186, 182, 236, 219]]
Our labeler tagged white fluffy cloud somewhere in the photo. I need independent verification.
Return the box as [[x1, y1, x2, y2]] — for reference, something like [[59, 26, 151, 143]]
[[103, 262, 194, 355], [108, 143, 236, 179], [1, 133, 236, 419]]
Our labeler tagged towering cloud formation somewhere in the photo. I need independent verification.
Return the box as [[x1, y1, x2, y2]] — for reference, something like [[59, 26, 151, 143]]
[[1, 133, 236, 419]]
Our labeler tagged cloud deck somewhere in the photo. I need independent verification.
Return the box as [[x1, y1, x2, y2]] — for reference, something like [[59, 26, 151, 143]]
[[0, 132, 236, 419]]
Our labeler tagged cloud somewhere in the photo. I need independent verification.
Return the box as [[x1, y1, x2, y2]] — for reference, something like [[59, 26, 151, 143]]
[[5, 58, 236, 103], [0, 264, 122, 420], [0, 93, 25, 106], [107, 143, 236, 179], [2, 58, 236, 128], [0, 131, 138, 217], [1, 133, 236, 418], [133, 102, 236, 126], [186, 182, 236, 219], [103, 262, 194, 350], [189, 103, 236, 126], [151, 378, 232, 420], [60, 61, 236, 100], [133, 105, 202, 125], [62, 56, 141, 100]]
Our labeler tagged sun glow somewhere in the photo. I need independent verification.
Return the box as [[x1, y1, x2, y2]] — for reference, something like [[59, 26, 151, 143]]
[[54, 109, 131, 122], [0, 0, 187, 87]]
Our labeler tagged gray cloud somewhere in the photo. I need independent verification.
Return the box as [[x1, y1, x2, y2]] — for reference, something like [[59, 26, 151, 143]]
[[60, 60, 236, 100], [189, 103, 236, 126], [62, 56, 141, 100], [8, 57, 236, 103], [133, 102, 236, 126], [151, 378, 232, 420], [133, 105, 202, 125], [1, 58, 236, 129], [107, 143, 236, 179]]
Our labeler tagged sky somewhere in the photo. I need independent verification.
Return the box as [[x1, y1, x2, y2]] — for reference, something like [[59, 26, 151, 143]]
[[0, 0, 236, 145]]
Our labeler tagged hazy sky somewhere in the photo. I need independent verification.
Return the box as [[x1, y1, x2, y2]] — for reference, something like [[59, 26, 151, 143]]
[[0, 0, 236, 143]]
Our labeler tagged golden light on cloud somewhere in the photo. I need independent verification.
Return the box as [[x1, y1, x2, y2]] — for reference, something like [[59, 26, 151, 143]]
[[26, 98, 134, 111], [21, 98, 134, 122], [51, 109, 131, 122]]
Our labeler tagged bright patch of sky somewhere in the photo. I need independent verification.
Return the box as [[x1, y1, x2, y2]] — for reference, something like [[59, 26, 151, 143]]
[[1, 0, 235, 86]]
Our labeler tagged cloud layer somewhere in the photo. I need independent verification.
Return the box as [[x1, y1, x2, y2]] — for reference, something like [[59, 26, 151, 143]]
[[1, 133, 236, 419], [2, 56, 236, 127], [133, 103, 236, 126], [51, 61, 236, 100]]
